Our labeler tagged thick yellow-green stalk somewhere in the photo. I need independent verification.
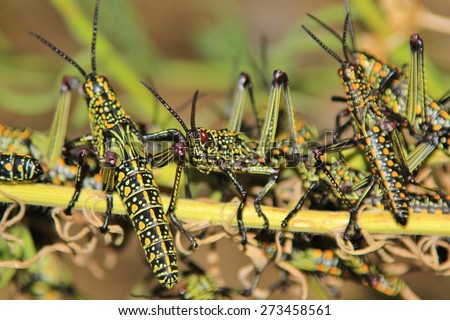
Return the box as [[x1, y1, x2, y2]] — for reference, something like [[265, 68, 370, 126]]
[[1, 183, 449, 237]]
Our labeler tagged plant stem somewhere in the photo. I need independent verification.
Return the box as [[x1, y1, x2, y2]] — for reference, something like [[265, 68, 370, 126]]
[[1, 184, 449, 237]]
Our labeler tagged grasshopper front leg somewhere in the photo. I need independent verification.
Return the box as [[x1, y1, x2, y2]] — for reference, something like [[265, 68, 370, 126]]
[[64, 148, 93, 215]]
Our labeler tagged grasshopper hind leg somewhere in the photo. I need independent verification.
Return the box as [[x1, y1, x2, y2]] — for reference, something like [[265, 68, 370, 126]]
[[254, 170, 280, 230]]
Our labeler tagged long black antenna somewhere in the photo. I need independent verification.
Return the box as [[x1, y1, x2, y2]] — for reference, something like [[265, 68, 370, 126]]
[[342, 14, 351, 62], [301, 25, 344, 64], [307, 12, 357, 56], [307, 14, 343, 42], [28, 0, 103, 77], [28, 30, 87, 78], [344, 0, 357, 51], [190, 90, 199, 131], [140, 80, 190, 133], [91, 0, 100, 73]]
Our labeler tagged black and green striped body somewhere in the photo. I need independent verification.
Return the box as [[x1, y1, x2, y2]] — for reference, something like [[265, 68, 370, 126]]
[[0, 152, 44, 183], [144, 83, 281, 246], [29, 0, 179, 288], [358, 126, 410, 223], [0, 125, 45, 183], [116, 158, 178, 287], [83, 75, 178, 288]]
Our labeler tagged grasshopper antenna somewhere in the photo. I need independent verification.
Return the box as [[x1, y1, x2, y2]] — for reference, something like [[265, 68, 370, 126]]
[[190, 91, 200, 138], [302, 25, 344, 64], [140, 80, 190, 133], [28, 31, 88, 78], [91, 0, 100, 73]]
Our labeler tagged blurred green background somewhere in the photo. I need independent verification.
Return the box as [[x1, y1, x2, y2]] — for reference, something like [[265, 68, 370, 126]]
[[1, 0, 449, 137], [0, 0, 450, 299]]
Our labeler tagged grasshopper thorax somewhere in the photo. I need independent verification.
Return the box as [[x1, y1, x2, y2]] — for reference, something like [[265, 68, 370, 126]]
[[84, 74, 113, 95], [83, 74, 119, 109], [338, 62, 371, 114]]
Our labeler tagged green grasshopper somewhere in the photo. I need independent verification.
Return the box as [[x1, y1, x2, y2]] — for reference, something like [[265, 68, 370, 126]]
[[141, 80, 282, 246], [141, 67, 310, 246], [301, 14, 450, 238], [306, 13, 450, 158], [29, 0, 186, 288], [220, 18, 449, 239]]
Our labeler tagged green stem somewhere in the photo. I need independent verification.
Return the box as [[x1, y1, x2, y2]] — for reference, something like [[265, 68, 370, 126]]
[[1, 184, 449, 237]]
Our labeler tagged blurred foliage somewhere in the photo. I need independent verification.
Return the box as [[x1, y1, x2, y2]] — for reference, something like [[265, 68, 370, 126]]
[[0, 0, 449, 132]]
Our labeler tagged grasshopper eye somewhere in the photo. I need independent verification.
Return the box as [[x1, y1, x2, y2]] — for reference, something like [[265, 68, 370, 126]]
[[349, 63, 361, 72], [199, 129, 209, 144]]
